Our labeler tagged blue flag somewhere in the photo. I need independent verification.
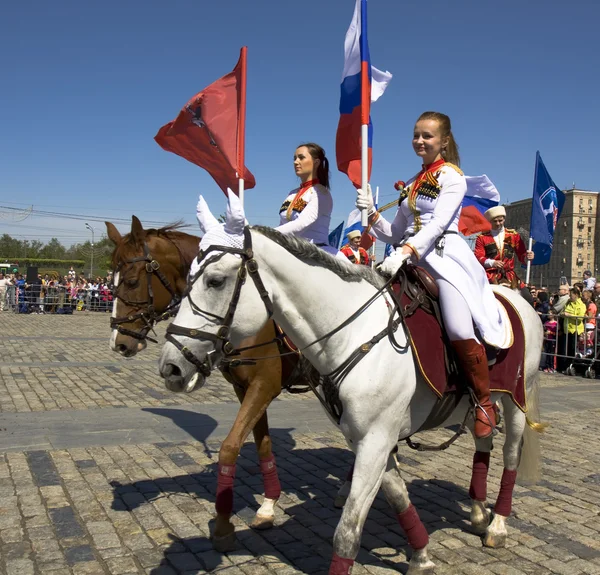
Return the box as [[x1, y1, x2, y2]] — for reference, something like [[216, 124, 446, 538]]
[[328, 221, 345, 250], [384, 243, 394, 259], [529, 152, 565, 265]]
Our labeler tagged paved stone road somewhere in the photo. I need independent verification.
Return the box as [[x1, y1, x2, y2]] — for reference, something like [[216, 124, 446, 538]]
[[1, 312, 600, 575]]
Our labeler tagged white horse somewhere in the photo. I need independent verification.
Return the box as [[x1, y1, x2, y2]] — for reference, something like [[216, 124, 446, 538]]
[[158, 192, 544, 575]]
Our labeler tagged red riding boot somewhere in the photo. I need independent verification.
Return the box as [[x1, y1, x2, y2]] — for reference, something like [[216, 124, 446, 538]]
[[451, 340, 496, 439]]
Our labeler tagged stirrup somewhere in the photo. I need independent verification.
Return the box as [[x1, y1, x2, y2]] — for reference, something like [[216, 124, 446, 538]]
[[468, 389, 498, 437]]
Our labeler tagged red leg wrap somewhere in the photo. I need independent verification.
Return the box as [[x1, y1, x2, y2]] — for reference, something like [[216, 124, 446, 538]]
[[397, 505, 429, 550], [215, 463, 236, 515], [469, 451, 490, 501], [259, 455, 281, 500], [329, 553, 354, 575], [494, 468, 517, 517]]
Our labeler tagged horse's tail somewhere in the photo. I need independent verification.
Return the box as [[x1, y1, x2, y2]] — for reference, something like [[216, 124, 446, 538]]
[[518, 374, 545, 485]]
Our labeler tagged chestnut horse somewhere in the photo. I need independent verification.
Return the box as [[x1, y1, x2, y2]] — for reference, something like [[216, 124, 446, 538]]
[[106, 216, 320, 550]]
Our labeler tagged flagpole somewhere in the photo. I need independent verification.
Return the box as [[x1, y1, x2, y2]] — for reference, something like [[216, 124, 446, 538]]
[[361, 125, 369, 226], [370, 185, 378, 267], [359, 0, 370, 227], [525, 152, 539, 286], [237, 46, 248, 208]]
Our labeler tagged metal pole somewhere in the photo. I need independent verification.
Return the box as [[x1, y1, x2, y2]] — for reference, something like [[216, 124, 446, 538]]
[[91, 228, 94, 280], [525, 237, 533, 285], [85, 224, 95, 280]]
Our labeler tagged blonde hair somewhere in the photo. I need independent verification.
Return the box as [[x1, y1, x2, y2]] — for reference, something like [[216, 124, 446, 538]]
[[417, 111, 460, 167]]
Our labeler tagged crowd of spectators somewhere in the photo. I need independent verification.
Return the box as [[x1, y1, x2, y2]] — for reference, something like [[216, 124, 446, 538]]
[[0, 266, 114, 314], [531, 270, 600, 375]]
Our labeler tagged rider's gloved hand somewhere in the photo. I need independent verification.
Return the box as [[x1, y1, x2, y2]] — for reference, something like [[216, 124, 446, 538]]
[[379, 248, 411, 277], [355, 184, 376, 215]]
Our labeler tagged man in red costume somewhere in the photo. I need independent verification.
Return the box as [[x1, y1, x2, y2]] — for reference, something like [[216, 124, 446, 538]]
[[340, 230, 370, 266], [474, 205, 534, 298]]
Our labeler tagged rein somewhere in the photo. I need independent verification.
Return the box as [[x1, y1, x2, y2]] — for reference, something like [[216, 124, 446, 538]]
[[165, 227, 397, 379], [110, 239, 181, 343], [165, 228, 475, 452]]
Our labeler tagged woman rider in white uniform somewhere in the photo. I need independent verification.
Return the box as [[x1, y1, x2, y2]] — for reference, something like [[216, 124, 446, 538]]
[[357, 111, 511, 439], [275, 143, 345, 259]]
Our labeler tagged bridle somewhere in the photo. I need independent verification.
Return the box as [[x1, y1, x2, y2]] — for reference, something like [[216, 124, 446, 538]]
[[110, 240, 181, 343], [163, 226, 481, 452], [165, 227, 274, 377], [165, 226, 397, 385]]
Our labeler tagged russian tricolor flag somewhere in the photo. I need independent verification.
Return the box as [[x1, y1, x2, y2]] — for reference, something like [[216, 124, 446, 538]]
[[336, 0, 391, 187], [459, 175, 500, 236]]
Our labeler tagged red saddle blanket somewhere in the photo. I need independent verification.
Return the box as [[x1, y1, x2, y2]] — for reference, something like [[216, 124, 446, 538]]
[[393, 286, 527, 412]]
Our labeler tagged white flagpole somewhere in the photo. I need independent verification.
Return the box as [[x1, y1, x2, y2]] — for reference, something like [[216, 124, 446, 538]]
[[525, 237, 533, 285], [370, 186, 379, 267], [238, 177, 244, 208], [360, 124, 369, 226]]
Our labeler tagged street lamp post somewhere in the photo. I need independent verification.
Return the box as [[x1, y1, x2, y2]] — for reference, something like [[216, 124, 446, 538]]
[[85, 223, 95, 279]]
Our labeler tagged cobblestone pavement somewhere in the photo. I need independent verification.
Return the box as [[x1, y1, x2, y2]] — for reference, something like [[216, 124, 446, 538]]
[[1, 313, 600, 575]]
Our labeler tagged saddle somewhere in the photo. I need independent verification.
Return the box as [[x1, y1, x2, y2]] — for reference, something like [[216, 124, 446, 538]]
[[390, 265, 527, 432]]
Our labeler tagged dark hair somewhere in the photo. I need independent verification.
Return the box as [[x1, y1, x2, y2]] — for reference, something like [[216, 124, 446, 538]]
[[537, 291, 548, 303], [570, 287, 581, 297], [297, 143, 330, 189], [417, 111, 460, 166]]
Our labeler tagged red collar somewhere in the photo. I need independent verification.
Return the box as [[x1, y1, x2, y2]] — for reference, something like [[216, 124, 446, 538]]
[[420, 158, 446, 175], [298, 178, 319, 192]]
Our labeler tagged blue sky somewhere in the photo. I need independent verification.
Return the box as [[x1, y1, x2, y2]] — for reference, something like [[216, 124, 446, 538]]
[[1, 0, 597, 245]]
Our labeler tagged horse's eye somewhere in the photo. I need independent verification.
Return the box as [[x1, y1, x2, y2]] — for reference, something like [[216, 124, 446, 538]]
[[207, 277, 225, 289], [126, 279, 139, 288]]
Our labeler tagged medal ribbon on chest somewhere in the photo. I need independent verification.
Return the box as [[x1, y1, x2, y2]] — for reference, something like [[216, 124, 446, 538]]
[[286, 178, 319, 221], [407, 158, 445, 231]]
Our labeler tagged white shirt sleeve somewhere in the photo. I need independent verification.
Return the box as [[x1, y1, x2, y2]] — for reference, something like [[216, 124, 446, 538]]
[[275, 187, 332, 236], [484, 259, 496, 268], [369, 206, 408, 244], [407, 167, 466, 258]]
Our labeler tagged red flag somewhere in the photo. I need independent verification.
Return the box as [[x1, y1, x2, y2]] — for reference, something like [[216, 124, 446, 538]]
[[155, 48, 255, 195]]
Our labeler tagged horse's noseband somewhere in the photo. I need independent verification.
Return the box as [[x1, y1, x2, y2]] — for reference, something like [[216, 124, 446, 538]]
[[165, 227, 274, 377], [110, 241, 179, 343]]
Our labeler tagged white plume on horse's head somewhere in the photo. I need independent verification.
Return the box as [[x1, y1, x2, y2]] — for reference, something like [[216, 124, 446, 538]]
[[196, 195, 220, 234], [224, 188, 247, 237], [195, 189, 246, 263]]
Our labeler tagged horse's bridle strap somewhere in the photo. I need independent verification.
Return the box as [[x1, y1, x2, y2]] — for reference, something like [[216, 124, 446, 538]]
[[112, 239, 181, 341]]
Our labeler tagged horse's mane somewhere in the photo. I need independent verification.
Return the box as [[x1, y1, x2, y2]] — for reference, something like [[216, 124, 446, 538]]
[[112, 222, 200, 268], [252, 226, 385, 289]]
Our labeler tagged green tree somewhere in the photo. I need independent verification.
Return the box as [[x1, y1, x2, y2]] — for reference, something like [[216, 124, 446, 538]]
[[40, 238, 67, 260]]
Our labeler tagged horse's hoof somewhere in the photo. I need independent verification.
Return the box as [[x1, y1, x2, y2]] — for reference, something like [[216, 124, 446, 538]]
[[250, 514, 275, 530], [471, 520, 490, 535], [211, 530, 237, 552], [483, 530, 506, 548], [334, 495, 347, 509]]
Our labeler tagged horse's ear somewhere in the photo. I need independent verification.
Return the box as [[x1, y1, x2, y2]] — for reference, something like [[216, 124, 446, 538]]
[[131, 216, 145, 243], [224, 188, 247, 236], [196, 195, 220, 233], [105, 222, 122, 245]]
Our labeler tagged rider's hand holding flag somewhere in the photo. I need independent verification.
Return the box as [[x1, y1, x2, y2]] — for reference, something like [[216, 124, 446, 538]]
[[355, 184, 376, 216], [356, 185, 411, 277]]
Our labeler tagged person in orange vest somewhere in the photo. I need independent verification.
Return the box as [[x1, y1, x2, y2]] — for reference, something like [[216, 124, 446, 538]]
[[340, 230, 370, 265], [474, 206, 534, 295]]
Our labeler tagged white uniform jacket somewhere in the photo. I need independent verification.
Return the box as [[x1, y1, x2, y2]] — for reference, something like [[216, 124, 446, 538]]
[[275, 183, 340, 258], [371, 163, 510, 348]]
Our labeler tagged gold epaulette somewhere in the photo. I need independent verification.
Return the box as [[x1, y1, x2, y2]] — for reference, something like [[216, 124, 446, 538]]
[[505, 228, 517, 234], [442, 162, 464, 176]]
